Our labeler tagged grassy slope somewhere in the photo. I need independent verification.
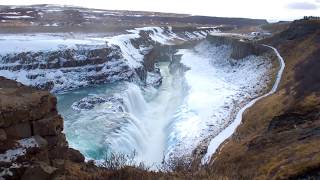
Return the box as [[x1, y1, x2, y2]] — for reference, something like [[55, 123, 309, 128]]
[[199, 20, 320, 179]]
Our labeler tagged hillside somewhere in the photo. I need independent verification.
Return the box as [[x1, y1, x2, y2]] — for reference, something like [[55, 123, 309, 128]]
[[0, 4, 268, 33], [201, 19, 320, 179]]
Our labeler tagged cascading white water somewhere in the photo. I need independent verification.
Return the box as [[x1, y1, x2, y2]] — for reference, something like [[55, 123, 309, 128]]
[[57, 62, 187, 166], [137, 62, 187, 165], [121, 83, 148, 118], [57, 82, 150, 160], [57, 41, 272, 168]]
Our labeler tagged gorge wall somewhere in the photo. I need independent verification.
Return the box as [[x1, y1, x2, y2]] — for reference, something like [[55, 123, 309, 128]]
[[0, 27, 214, 93]]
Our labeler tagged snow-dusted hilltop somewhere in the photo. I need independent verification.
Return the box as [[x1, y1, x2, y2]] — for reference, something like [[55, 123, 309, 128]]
[[0, 4, 268, 34]]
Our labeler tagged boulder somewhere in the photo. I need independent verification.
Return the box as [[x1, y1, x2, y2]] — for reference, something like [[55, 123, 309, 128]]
[[49, 147, 85, 163], [0, 129, 7, 141], [33, 115, 63, 136], [5, 122, 32, 139], [44, 134, 68, 148], [33, 135, 49, 148], [21, 162, 57, 180]]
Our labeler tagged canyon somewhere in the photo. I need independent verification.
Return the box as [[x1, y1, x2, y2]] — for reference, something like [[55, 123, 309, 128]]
[[0, 5, 319, 180]]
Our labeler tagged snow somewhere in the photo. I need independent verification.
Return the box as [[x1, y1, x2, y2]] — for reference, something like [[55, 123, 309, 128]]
[[183, 29, 217, 40], [0, 34, 106, 54], [103, 13, 116, 16], [92, 26, 193, 68], [0, 137, 39, 163], [84, 15, 97, 19], [201, 45, 285, 164], [130, 27, 173, 44], [0, 27, 213, 92], [0, 61, 134, 92], [45, 9, 63, 12], [44, 23, 59, 27], [0, 12, 20, 15], [165, 41, 272, 160], [100, 33, 143, 68], [2, 15, 34, 19], [0, 148, 26, 163], [197, 26, 219, 29]]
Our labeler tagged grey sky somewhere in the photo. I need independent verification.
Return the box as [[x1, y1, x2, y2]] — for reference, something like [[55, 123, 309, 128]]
[[287, 2, 318, 10]]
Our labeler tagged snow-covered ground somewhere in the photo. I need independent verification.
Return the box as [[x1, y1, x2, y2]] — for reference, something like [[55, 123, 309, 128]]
[[165, 41, 272, 161], [0, 27, 212, 92], [201, 45, 285, 164], [0, 34, 106, 54], [0, 137, 45, 178], [0, 137, 40, 163]]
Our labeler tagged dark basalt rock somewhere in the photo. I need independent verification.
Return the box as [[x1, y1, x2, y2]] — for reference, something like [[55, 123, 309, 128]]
[[71, 96, 125, 112], [207, 35, 272, 59]]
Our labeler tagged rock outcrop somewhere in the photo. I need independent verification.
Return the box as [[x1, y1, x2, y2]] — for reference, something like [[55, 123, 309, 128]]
[[206, 34, 272, 59], [0, 76, 85, 179], [0, 76, 182, 179]]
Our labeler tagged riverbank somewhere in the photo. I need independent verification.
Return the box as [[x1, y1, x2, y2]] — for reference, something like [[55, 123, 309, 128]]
[[201, 45, 285, 164]]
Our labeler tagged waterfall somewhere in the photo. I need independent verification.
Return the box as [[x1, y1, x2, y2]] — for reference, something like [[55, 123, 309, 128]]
[[58, 43, 273, 168], [121, 83, 148, 117], [58, 82, 150, 161]]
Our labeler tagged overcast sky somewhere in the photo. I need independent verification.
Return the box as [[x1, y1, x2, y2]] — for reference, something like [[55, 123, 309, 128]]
[[1, 0, 320, 21]]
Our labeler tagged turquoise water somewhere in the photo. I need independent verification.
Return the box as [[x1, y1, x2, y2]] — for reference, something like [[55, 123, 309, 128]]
[[57, 62, 186, 165]]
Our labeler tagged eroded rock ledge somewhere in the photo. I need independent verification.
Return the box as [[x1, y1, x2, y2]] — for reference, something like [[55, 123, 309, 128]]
[[0, 77, 85, 179]]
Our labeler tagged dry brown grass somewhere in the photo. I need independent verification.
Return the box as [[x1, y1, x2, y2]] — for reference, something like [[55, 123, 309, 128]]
[[203, 20, 320, 179]]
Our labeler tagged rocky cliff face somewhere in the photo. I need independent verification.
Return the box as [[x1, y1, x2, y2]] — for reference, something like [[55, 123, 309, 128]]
[[0, 77, 86, 179], [0, 46, 131, 92], [0, 27, 214, 93], [206, 34, 272, 59]]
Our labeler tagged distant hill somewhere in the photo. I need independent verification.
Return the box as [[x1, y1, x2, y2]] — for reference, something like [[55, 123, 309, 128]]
[[0, 4, 268, 33]]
